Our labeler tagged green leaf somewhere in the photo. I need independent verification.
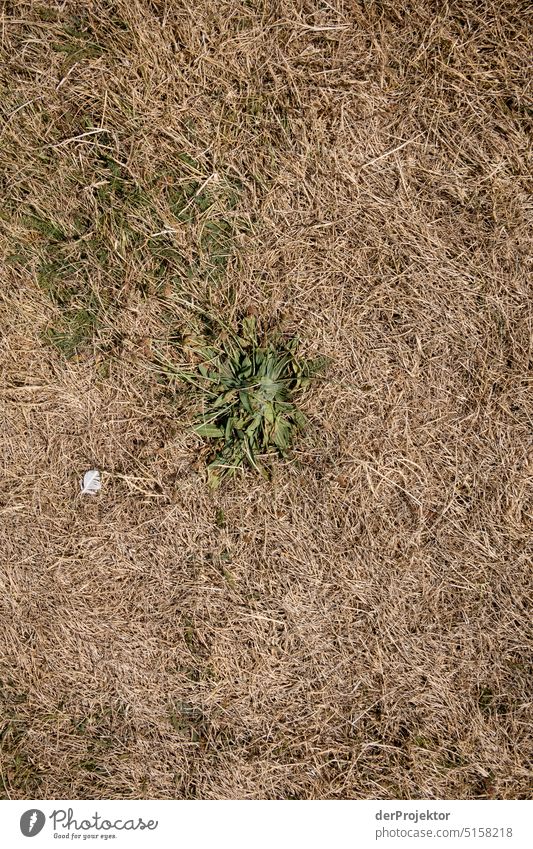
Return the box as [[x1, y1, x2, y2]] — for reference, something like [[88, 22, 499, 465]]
[[242, 434, 255, 463], [259, 375, 282, 401], [207, 466, 222, 489], [242, 315, 257, 344], [292, 410, 307, 429], [255, 459, 271, 481], [196, 345, 219, 361], [194, 423, 224, 438], [225, 416, 235, 441], [246, 415, 262, 437], [263, 403, 275, 424], [240, 355, 253, 378], [272, 417, 290, 450], [212, 389, 236, 408], [239, 391, 252, 413]]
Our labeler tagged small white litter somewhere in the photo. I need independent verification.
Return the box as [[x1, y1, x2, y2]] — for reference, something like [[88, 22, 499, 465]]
[[80, 469, 101, 496]]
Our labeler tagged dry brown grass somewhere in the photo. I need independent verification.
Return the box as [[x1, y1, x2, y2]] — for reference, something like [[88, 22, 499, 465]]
[[1, 0, 532, 800]]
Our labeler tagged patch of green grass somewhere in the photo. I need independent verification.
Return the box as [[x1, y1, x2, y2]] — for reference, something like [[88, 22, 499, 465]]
[[22, 212, 66, 242], [5, 247, 32, 268], [168, 701, 206, 742], [95, 155, 147, 210], [163, 314, 323, 487], [169, 180, 213, 221], [43, 305, 99, 359], [200, 218, 234, 280], [166, 170, 248, 284], [11, 133, 251, 362], [477, 686, 510, 716], [51, 15, 106, 63], [0, 688, 42, 798], [71, 705, 130, 777], [37, 259, 79, 306], [0, 725, 43, 798]]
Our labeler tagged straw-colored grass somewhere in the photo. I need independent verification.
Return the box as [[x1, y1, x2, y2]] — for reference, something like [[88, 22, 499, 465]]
[[0, 0, 531, 799]]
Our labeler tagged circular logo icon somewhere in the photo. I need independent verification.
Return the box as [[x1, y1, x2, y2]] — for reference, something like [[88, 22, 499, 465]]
[[20, 810, 46, 837]]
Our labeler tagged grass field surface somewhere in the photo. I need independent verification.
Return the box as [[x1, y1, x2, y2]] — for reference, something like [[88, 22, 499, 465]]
[[0, 0, 532, 799]]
